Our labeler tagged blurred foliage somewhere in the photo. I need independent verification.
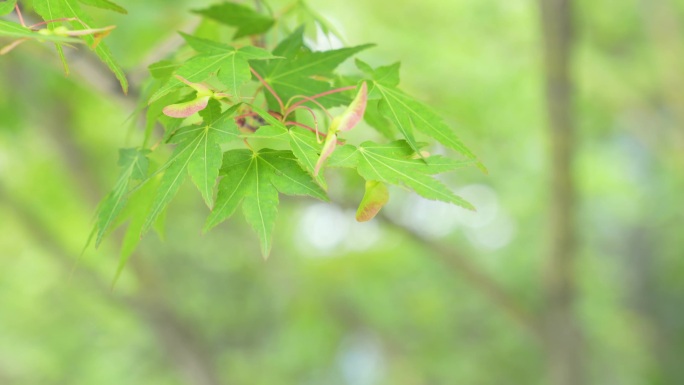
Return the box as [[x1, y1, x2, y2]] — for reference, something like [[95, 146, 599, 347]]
[[1, 0, 683, 384]]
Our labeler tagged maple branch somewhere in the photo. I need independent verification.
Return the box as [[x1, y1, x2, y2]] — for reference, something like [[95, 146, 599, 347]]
[[0, 185, 222, 385], [287, 85, 356, 111], [0, 183, 125, 303], [29, 17, 83, 29], [380, 214, 543, 341], [285, 94, 334, 119], [14, 91, 223, 385], [250, 66, 285, 113], [286, 105, 321, 141], [15, 3, 25, 27], [284, 120, 316, 132]]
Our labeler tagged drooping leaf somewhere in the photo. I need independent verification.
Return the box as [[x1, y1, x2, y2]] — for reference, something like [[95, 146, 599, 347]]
[[149, 35, 274, 103], [0, 0, 17, 16], [205, 149, 328, 258], [112, 177, 159, 286], [192, 2, 275, 39], [356, 180, 389, 222], [94, 148, 149, 247], [377, 94, 420, 154], [77, 0, 127, 14], [32, 0, 128, 93], [378, 85, 478, 161], [142, 105, 240, 232], [328, 140, 476, 209], [363, 98, 395, 139]]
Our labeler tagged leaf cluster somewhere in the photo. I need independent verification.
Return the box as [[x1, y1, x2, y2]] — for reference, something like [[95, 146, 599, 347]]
[[66, 1, 485, 267]]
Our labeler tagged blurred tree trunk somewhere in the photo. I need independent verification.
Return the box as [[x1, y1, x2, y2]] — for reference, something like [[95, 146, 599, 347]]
[[538, 1, 584, 385]]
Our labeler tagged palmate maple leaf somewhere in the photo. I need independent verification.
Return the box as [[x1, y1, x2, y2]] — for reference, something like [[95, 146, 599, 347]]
[[329, 140, 476, 210], [149, 33, 275, 104], [251, 26, 374, 110], [205, 149, 328, 258], [141, 102, 242, 234]]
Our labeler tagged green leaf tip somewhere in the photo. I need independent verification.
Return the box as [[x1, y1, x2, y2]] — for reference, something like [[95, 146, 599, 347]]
[[77, 0, 128, 14]]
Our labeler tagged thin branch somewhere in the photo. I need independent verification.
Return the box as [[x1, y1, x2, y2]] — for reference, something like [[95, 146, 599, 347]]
[[285, 94, 334, 118], [250, 66, 284, 113], [380, 215, 543, 341], [287, 85, 356, 111]]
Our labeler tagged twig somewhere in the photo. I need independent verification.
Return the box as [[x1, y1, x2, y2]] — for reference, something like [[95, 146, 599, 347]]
[[381, 214, 543, 340]]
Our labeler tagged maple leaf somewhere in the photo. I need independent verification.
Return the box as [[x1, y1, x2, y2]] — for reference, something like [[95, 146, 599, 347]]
[[251, 27, 374, 110], [356, 59, 485, 171], [149, 34, 275, 103], [248, 104, 327, 188], [142, 103, 241, 234], [205, 149, 328, 258], [192, 2, 275, 39], [94, 148, 149, 247], [328, 140, 476, 210], [77, 0, 127, 14], [0, 1, 17, 16]]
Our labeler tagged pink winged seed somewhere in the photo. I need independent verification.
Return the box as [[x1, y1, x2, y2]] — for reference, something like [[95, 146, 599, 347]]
[[355, 181, 389, 222], [337, 82, 367, 132], [313, 133, 337, 176], [163, 96, 210, 118]]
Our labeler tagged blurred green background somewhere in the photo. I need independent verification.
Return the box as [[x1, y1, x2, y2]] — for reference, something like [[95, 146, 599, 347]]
[[1, 0, 682, 384]]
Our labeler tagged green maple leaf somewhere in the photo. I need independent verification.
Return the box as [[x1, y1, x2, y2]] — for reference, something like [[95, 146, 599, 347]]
[[248, 104, 327, 188], [77, 0, 127, 14], [328, 140, 475, 209], [110, 178, 158, 286], [32, 0, 128, 93], [251, 27, 373, 109], [192, 2, 275, 39], [94, 148, 149, 247], [205, 149, 328, 258], [356, 59, 484, 170], [142, 103, 241, 234], [0, 0, 17, 16], [149, 34, 274, 103], [148, 59, 180, 82]]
